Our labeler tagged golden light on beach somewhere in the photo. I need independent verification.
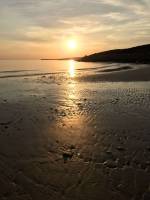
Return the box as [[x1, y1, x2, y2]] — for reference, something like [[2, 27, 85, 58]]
[[67, 40, 77, 49], [69, 60, 75, 77]]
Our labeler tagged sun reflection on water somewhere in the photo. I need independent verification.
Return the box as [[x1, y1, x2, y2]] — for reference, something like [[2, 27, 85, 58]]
[[53, 65, 89, 144], [69, 60, 75, 78]]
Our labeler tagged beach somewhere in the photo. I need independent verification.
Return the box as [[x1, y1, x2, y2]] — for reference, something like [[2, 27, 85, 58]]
[[0, 60, 150, 200]]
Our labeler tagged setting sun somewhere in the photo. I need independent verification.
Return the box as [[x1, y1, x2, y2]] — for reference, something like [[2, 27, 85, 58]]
[[67, 40, 77, 49]]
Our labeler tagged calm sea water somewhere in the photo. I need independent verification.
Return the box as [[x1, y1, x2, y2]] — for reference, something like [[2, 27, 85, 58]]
[[0, 59, 133, 79], [0, 60, 96, 77]]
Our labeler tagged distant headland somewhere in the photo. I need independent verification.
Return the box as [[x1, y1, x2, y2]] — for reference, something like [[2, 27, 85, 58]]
[[79, 44, 150, 64]]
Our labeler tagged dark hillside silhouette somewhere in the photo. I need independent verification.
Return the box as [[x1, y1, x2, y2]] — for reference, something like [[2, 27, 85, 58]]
[[80, 44, 150, 63]]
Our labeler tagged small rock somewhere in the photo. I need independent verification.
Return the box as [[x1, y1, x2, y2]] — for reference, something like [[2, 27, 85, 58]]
[[116, 146, 125, 151], [103, 160, 117, 168], [77, 152, 81, 156], [62, 152, 73, 163], [54, 108, 58, 113], [61, 112, 66, 116]]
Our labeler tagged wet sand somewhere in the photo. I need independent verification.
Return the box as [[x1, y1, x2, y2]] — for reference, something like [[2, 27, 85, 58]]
[[0, 64, 150, 200], [78, 64, 150, 82]]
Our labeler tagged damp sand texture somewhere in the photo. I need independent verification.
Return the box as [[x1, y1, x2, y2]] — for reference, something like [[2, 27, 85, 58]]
[[0, 61, 150, 200]]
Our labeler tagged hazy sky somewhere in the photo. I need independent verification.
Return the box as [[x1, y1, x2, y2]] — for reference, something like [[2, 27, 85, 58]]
[[0, 0, 150, 59]]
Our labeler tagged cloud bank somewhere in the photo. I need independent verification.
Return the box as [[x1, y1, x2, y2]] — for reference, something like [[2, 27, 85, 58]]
[[0, 0, 150, 58]]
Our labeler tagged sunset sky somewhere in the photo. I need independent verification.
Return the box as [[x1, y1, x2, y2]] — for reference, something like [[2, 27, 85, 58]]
[[0, 0, 150, 59]]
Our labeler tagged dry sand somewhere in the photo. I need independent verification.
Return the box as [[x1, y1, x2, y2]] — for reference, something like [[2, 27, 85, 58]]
[[0, 65, 150, 200]]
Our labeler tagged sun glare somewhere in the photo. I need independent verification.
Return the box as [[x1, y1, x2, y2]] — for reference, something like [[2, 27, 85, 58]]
[[67, 40, 77, 49], [69, 60, 75, 77]]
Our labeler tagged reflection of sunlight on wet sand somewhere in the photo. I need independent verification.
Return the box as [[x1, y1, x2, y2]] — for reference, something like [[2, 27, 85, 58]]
[[69, 60, 76, 78], [53, 76, 90, 145], [68, 81, 76, 100], [53, 62, 89, 143]]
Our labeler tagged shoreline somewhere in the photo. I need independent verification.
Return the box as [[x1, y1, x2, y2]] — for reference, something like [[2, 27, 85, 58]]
[[0, 61, 150, 82]]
